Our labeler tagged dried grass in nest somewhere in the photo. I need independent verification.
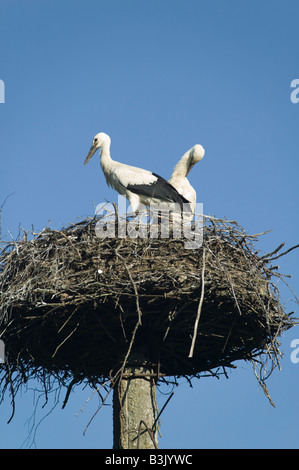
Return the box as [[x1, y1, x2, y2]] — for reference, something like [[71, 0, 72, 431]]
[[0, 213, 297, 414]]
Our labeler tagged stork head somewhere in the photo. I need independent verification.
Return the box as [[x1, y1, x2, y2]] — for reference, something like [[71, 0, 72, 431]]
[[84, 132, 111, 165], [190, 144, 205, 163], [187, 144, 205, 175]]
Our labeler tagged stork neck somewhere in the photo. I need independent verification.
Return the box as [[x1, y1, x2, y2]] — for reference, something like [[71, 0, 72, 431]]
[[100, 142, 115, 175], [172, 152, 191, 178], [100, 142, 112, 163]]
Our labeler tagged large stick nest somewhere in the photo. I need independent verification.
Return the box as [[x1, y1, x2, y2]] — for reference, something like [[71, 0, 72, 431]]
[[0, 214, 297, 411]]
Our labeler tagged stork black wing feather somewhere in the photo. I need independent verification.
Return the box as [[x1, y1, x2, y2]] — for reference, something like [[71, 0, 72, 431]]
[[127, 173, 191, 209]]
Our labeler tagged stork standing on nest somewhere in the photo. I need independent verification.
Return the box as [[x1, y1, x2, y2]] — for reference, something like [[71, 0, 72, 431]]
[[84, 132, 191, 213], [168, 144, 205, 214]]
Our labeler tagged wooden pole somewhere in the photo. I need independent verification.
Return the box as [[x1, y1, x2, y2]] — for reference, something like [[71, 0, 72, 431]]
[[113, 353, 158, 449]]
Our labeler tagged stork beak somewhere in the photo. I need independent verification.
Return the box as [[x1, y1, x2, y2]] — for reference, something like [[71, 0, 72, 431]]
[[186, 161, 194, 176], [84, 143, 98, 165]]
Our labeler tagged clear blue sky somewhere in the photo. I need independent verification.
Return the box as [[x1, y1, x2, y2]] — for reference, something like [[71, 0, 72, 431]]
[[0, 0, 299, 449]]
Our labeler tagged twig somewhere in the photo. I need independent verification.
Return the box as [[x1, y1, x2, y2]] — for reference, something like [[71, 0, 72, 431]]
[[203, 214, 237, 224], [267, 244, 299, 262], [252, 360, 275, 407], [0, 192, 15, 240], [124, 264, 142, 325], [152, 391, 174, 433], [83, 382, 116, 436], [188, 248, 206, 358], [62, 377, 77, 409], [136, 420, 158, 449], [52, 323, 79, 358], [260, 242, 285, 260], [115, 246, 142, 325], [226, 273, 243, 316], [76, 373, 120, 417]]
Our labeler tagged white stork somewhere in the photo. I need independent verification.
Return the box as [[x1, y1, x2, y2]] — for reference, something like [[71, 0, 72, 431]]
[[84, 132, 190, 213], [168, 144, 205, 214]]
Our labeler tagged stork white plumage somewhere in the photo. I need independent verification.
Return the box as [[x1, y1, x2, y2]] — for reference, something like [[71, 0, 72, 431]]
[[84, 132, 190, 213], [168, 144, 205, 214]]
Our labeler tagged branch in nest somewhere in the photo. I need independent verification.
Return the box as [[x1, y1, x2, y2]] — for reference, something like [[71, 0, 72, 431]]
[[188, 248, 206, 358]]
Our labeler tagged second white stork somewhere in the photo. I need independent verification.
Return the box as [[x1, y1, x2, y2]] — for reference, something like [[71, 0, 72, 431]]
[[168, 144, 205, 214], [84, 132, 190, 213]]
